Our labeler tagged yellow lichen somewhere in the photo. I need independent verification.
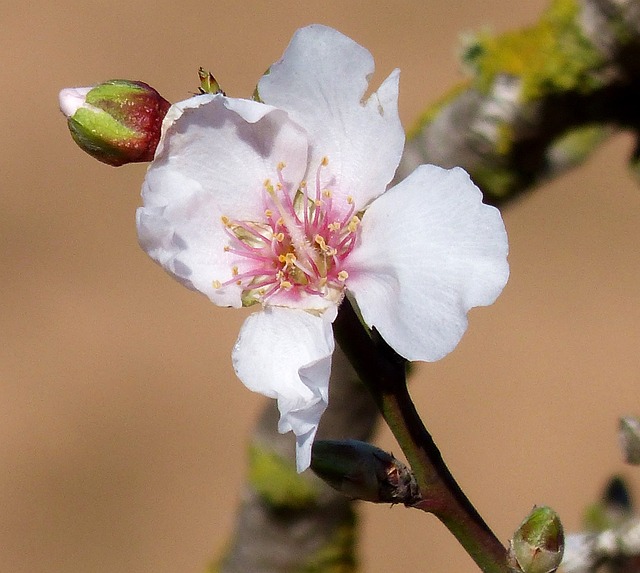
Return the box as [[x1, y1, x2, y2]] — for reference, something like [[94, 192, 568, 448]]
[[248, 445, 318, 510], [464, 0, 603, 102]]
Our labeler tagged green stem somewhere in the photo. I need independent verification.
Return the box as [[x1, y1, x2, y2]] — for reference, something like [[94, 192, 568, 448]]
[[333, 299, 509, 573]]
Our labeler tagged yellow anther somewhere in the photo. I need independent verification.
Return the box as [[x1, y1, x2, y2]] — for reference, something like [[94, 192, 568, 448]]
[[221, 215, 231, 226], [322, 189, 332, 198], [274, 232, 285, 242], [278, 254, 287, 263], [347, 196, 354, 204], [280, 280, 293, 289], [314, 199, 322, 207], [277, 217, 284, 226], [232, 266, 239, 276], [276, 183, 283, 190], [338, 270, 349, 281], [328, 222, 341, 232], [314, 234, 328, 252], [236, 280, 242, 285], [321, 156, 329, 166], [347, 216, 360, 233], [277, 161, 286, 170], [300, 180, 307, 188], [212, 280, 222, 289], [265, 209, 273, 218], [223, 245, 230, 252]]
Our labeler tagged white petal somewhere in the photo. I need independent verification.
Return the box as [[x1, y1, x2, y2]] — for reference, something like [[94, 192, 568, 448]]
[[58, 86, 92, 117], [346, 165, 509, 362], [137, 95, 309, 307], [232, 307, 335, 472], [258, 25, 405, 209]]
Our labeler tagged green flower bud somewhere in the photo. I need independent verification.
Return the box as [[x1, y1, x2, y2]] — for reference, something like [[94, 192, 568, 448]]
[[619, 416, 640, 465], [59, 80, 170, 166], [508, 506, 565, 573], [310, 439, 420, 505]]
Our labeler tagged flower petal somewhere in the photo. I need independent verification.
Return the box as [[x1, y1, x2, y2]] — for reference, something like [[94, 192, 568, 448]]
[[137, 94, 309, 307], [232, 306, 335, 472], [346, 165, 509, 362], [258, 25, 404, 209]]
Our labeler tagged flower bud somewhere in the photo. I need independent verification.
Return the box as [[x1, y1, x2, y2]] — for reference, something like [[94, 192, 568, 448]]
[[508, 506, 565, 573], [59, 80, 170, 166], [619, 416, 640, 465], [310, 439, 420, 505]]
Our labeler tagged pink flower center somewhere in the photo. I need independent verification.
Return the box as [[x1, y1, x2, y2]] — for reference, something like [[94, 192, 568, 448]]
[[215, 158, 360, 307]]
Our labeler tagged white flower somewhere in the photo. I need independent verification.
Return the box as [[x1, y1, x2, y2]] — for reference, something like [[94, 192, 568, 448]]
[[137, 25, 509, 472]]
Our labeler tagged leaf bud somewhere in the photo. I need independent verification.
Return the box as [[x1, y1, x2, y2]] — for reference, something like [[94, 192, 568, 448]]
[[508, 506, 565, 573], [310, 439, 420, 505]]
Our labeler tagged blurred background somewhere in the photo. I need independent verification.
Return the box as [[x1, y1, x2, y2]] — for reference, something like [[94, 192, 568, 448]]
[[2, 0, 640, 572]]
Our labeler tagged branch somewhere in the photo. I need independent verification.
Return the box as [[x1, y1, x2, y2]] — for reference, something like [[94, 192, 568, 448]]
[[398, 0, 640, 205]]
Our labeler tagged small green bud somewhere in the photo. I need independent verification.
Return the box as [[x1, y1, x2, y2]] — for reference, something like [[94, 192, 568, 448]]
[[508, 506, 565, 573], [59, 80, 170, 166], [619, 416, 640, 465], [310, 439, 420, 505], [198, 67, 225, 95]]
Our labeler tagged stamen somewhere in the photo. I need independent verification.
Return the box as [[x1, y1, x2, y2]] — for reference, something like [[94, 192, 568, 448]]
[[218, 158, 359, 305]]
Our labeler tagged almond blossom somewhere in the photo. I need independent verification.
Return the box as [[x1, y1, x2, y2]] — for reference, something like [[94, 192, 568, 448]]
[[136, 25, 509, 471]]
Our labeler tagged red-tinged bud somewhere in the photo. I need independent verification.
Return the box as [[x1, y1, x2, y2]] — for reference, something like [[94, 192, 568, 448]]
[[58, 80, 170, 166]]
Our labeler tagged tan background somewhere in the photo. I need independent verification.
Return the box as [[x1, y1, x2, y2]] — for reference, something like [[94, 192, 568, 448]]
[[2, 1, 639, 572]]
